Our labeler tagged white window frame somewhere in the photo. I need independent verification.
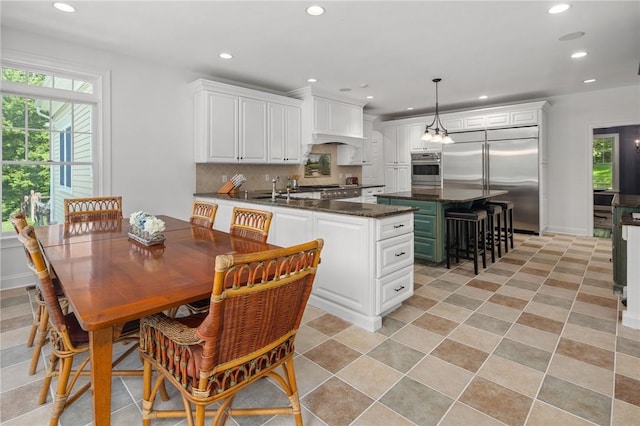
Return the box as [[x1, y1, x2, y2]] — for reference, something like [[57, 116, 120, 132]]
[[59, 127, 72, 191], [1, 52, 111, 233]]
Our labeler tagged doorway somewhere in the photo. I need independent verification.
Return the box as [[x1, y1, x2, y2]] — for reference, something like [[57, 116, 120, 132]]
[[592, 133, 618, 237]]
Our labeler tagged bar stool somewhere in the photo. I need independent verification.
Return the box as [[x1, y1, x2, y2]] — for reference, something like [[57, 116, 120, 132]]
[[487, 200, 514, 253], [480, 203, 503, 263], [445, 208, 487, 275]]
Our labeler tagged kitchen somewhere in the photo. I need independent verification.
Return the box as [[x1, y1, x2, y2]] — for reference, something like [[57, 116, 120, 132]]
[[1, 2, 640, 426]]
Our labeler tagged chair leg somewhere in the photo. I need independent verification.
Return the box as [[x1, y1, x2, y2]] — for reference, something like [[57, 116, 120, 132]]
[[488, 215, 495, 263], [39, 351, 58, 404], [472, 221, 479, 275], [503, 210, 510, 254], [50, 357, 73, 426], [283, 359, 303, 426], [496, 213, 502, 258], [445, 219, 451, 269], [508, 209, 514, 249], [142, 361, 152, 426], [29, 307, 49, 375], [27, 302, 42, 348], [481, 218, 487, 269]]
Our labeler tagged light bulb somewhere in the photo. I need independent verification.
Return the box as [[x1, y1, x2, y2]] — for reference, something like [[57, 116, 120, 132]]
[[433, 133, 443, 143], [421, 132, 433, 141]]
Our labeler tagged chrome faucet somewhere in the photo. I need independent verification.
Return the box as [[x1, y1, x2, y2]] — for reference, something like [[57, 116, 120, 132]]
[[271, 176, 279, 201]]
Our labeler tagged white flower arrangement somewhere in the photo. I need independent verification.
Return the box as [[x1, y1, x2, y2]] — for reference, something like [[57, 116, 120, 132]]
[[129, 211, 166, 235]]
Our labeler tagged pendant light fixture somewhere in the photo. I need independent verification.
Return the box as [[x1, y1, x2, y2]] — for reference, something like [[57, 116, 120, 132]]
[[421, 78, 454, 144]]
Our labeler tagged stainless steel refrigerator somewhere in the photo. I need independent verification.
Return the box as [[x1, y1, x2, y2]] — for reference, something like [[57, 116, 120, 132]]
[[442, 126, 540, 233]]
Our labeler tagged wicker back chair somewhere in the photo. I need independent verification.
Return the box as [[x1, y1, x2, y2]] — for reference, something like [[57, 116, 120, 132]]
[[190, 201, 218, 229], [63, 196, 122, 223], [229, 207, 273, 243], [140, 238, 324, 426], [9, 212, 69, 376], [17, 225, 143, 425]]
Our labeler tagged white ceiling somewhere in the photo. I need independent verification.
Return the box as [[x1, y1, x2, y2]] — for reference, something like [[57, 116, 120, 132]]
[[2, 1, 639, 119]]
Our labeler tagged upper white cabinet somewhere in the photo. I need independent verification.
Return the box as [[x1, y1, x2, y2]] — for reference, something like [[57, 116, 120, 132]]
[[268, 103, 301, 163], [288, 86, 368, 158], [382, 125, 412, 165], [191, 79, 302, 164]]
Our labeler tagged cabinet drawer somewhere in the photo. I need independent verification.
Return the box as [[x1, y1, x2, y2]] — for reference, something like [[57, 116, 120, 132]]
[[377, 233, 414, 277], [414, 215, 436, 238], [414, 236, 436, 262], [376, 214, 413, 240], [377, 265, 413, 314], [390, 199, 437, 215]]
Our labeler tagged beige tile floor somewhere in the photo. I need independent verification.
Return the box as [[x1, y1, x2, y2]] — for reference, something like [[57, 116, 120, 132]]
[[1, 233, 640, 426]]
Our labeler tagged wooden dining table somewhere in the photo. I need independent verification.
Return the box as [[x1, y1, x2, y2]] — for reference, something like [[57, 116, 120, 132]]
[[35, 216, 278, 425]]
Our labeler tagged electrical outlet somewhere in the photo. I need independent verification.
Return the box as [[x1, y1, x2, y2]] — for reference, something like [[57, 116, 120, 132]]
[[222, 175, 228, 183], [265, 174, 270, 181]]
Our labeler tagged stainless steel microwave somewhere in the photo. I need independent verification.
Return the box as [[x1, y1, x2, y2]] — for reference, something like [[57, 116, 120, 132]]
[[411, 152, 442, 186]]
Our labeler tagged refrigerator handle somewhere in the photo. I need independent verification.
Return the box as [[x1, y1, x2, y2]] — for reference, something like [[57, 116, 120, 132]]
[[485, 144, 490, 191]]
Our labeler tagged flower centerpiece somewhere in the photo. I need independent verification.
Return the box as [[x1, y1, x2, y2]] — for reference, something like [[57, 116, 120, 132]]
[[128, 211, 166, 246]]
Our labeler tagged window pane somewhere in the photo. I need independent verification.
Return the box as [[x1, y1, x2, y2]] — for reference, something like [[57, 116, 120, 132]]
[[2, 67, 27, 83], [54, 76, 73, 91], [1, 164, 52, 228], [603, 151, 612, 163], [28, 71, 53, 88], [73, 132, 92, 162], [51, 100, 72, 131], [2, 128, 26, 160], [27, 130, 51, 161], [73, 79, 94, 94], [27, 98, 51, 130], [73, 103, 92, 134], [3, 95, 26, 128]]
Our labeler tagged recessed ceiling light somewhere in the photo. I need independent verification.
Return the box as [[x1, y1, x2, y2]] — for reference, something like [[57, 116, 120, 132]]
[[583, 78, 597, 83], [571, 51, 588, 59], [53, 2, 75, 13], [478, 95, 488, 100], [366, 96, 374, 99], [558, 31, 585, 41], [548, 4, 571, 14], [306, 5, 325, 16], [406, 107, 414, 111], [307, 78, 317, 83], [219, 52, 233, 59]]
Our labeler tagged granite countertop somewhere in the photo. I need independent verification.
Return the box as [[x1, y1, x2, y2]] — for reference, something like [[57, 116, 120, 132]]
[[376, 187, 509, 203], [194, 192, 416, 218], [613, 194, 640, 208]]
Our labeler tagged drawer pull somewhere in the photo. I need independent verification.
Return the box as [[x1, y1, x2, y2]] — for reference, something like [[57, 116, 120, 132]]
[[394, 285, 405, 292], [395, 251, 406, 257], [393, 224, 405, 229]]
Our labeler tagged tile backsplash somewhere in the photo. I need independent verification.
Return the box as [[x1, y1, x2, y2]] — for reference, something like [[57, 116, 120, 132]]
[[195, 144, 361, 193]]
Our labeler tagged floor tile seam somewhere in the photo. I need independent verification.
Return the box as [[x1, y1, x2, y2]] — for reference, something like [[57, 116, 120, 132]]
[[435, 399, 510, 426]]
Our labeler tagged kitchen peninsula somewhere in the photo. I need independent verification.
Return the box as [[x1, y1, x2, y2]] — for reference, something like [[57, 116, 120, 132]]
[[194, 192, 417, 332], [377, 187, 508, 264]]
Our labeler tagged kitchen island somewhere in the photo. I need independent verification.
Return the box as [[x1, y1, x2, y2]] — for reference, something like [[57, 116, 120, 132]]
[[194, 192, 417, 331], [377, 187, 508, 264]]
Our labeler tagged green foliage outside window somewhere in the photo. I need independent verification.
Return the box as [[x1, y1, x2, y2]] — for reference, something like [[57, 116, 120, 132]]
[[592, 137, 613, 190], [2, 68, 51, 230]]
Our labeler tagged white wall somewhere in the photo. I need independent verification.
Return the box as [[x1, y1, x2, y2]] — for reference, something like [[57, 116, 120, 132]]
[[545, 85, 640, 235], [1, 27, 204, 289]]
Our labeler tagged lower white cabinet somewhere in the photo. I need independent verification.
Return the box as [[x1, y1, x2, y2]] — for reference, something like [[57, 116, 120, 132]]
[[362, 186, 384, 204], [384, 165, 411, 193], [195, 197, 414, 331]]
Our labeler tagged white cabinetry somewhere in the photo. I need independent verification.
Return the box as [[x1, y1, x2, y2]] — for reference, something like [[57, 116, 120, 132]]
[[191, 79, 302, 164], [362, 186, 384, 203], [268, 103, 301, 163], [195, 196, 414, 332], [383, 125, 411, 166], [384, 165, 411, 193], [288, 87, 367, 159]]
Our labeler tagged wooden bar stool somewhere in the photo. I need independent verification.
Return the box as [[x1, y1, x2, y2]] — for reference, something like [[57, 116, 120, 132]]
[[487, 200, 514, 253], [445, 208, 487, 275]]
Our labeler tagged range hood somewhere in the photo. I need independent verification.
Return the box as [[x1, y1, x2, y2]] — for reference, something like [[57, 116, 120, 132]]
[[311, 132, 364, 147]]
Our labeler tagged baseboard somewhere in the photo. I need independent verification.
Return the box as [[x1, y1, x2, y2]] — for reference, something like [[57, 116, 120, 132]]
[[545, 226, 590, 236], [0, 273, 35, 291]]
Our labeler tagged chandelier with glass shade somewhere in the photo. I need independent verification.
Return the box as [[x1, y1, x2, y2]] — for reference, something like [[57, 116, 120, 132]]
[[420, 78, 454, 144]]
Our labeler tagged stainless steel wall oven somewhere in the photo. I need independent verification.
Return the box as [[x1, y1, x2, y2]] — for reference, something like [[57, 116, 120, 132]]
[[411, 152, 442, 186]]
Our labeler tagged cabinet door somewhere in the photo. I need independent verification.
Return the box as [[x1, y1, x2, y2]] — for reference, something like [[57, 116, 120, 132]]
[[486, 113, 509, 128], [239, 98, 267, 162], [511, 109, 538, 125], [396, 125, 411, 165], [383, 126, 397, 165], [464, 115, 486, 129], [206, 92, 238, 162], [441, 116, 463, 132], [314, 97, 330, 133], [408, 123, 425, 152], [285, 105, 301, 162], [268, 103, 286, 163], [384, 166, 398, 192], [349, 104, 363, 137], [397, 166, 411, 191], [271, 207, 312, 246]]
